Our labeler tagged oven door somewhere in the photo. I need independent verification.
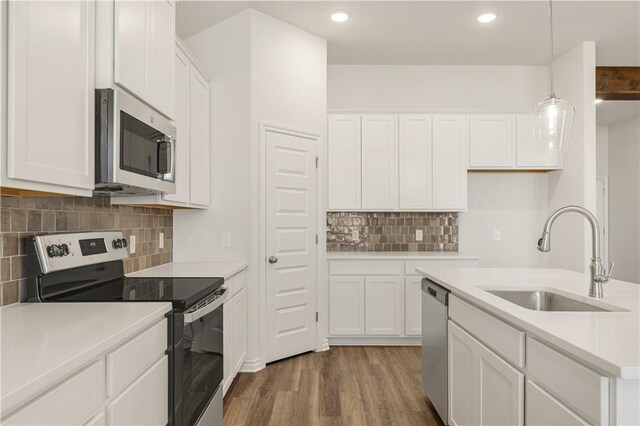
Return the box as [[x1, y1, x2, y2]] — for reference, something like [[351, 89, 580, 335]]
[[181, 289, 227, 426]]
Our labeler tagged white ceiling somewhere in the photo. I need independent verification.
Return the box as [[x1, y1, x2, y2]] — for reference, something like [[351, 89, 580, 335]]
[[596, 101, 640, 125], [176, 1, 640, 66]]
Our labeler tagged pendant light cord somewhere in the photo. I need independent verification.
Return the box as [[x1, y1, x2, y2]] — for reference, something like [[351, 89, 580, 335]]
[[548, 0, 555, 97]]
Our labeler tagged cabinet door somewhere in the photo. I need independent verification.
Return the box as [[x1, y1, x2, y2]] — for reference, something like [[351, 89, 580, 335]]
[[328, 115, 361, 210], [7, 1, 95, 191], [404, 277, 422, 336], [114, 1, 146, 98], [478, 343, 524, 425], [146, 0, 174, 117], [432, 115, 468, 210], [525, 380, 588, 426], [232, 287, 247, 374], [469, 114, 514, 168], [515, 114, 561, 168], [449, 322, 478, 426], [361, 115, 397, 210], [365, 276, 403, 335], [398, 115, 432, 210], [329, 276, 365, 335], [106, 356, 168, 426], [189, 68, 210, 206], [223, 300, 233, 394], [163, 44, 190, 204]]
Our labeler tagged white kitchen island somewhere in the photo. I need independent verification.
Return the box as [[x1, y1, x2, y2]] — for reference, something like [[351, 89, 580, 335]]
[[417, 267, 640, 426]]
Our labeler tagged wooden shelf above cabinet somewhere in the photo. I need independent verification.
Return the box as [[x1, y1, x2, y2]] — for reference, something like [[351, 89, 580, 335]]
[[596, 67, 640, 101]]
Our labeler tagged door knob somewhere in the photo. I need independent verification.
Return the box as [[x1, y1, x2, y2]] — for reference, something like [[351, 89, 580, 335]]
[[268, 256, 278, 264]]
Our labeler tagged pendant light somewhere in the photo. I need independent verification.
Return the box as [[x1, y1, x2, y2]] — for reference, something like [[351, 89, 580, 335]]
[[533, 0, 575, 153]]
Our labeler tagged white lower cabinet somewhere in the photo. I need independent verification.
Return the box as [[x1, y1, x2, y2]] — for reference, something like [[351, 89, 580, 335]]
[[329, 276, 365, 335], [222, 270, 248, 395], [404, 277, 422, 336], [448, 321, 524, 426], [526, 380, 589, 426], [365, 276, 403, 335]]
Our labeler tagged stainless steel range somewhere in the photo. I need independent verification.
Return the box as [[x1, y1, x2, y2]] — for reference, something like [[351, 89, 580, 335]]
[[26, 231, 226, 426]]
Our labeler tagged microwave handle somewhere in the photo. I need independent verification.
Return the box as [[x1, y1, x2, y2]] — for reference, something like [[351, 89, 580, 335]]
[[158, 136, 174, 180]]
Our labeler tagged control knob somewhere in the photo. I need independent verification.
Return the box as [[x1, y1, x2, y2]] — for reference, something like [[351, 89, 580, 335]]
[[47, 245, 61, 258], [112, 239, 123, 249]]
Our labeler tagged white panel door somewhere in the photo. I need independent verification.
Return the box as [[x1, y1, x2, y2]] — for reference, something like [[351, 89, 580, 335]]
[[163, 44, 190, 204], [365, 276, 403, 335], [189, 68, 210, 206], [525, 380, 589, 426], [265, 129, 317, 363], [232, 287, 247, 372], [361, 115, 397, 210], [469, 114, 514, 168], [478, 343, 524, 426], [329, 276, 365, 335], [399, 115, 432, 210], [328, 115, 361, 210], [404, 277, 422, 336], [146, 0, 174, 117], [515, 114, 561, 168], [114, 0, 146, 99], [432, 115, 468, 210], [449, 321, 478, 426], [7, 1, 95, 190]]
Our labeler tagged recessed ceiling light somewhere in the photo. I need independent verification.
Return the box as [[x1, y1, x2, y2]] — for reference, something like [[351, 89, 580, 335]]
[[330, 11, 349, 23], [594, 98, 604, 104], [477, 13, 497, 23]]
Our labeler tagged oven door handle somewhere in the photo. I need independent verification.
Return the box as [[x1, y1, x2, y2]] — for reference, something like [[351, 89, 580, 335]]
[[183, 287, 228, 324]]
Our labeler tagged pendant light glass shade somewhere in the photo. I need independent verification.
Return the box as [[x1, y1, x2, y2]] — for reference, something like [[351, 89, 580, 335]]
[[533, 0, 575, 153], [533, 95, 575, 152]]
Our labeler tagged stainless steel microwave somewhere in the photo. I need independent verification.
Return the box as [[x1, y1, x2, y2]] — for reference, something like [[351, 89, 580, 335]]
[[95, 88, 176, 195]]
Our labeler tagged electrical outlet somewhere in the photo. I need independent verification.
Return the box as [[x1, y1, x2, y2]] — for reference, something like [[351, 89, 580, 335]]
[[352, 229, 359, 241], [416, 229, 423, 241], [159, 232, 164, 249], [493, 230, 501, 241], [221, 232, 231, 248], [129, 235, 136, 254]]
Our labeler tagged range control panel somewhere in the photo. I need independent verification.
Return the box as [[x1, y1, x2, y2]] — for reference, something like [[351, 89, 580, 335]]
[[33, 232, 128, 274]]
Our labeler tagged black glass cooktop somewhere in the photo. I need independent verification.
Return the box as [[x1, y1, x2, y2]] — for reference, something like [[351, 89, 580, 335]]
[[49, 276, 224, 312]]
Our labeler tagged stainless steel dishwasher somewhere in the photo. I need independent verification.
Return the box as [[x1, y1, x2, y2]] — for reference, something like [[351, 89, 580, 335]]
[[421, 278, 450, 425]]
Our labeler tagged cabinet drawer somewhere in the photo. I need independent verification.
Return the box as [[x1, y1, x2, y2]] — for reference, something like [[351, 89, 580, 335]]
[[4, 360, 105, 425], [526, 380, 588, 425], [329, 261, 403, 276], [106, 319, 167, 397], [526, 337, 609, 425], [449, 295, 524, 367], [106, 356, 168, 426], [404, 259, 479, 275]]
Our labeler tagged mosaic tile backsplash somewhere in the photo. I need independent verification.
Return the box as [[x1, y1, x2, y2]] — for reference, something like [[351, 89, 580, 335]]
[[0, 195, 173, 306], [327, 212, 458, 252]]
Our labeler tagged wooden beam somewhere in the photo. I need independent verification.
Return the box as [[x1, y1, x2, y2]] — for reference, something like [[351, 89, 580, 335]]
[[596, 67, 640, 100]]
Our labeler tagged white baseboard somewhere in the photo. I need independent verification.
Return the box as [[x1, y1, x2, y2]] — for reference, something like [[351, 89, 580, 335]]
[[328, 336, 421, 346], [239, 358, 265, 373], [316, 338, 330, 352]]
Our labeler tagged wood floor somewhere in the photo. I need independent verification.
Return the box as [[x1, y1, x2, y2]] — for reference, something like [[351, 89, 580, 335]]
[[223, 346, 444, 426]]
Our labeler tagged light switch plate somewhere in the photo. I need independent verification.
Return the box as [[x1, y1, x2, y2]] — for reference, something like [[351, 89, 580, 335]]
[[221, 233, 231, 248], [493, 230, 501, 241], [352, 229, 359, 241], [130, 235, 136, 254], [159, 232, 164, 249], [416, 229, 423, 241]]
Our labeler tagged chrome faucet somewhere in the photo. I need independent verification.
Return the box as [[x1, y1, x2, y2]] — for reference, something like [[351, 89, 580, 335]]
[[537, 205, 614, 298]]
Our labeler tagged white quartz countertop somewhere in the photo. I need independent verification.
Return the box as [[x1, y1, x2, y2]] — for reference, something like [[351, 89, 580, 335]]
[[127, 261, 248, 279], [326, 251, 481, 260], [417, 267, 640, 379], [0, 302, 171, 414]]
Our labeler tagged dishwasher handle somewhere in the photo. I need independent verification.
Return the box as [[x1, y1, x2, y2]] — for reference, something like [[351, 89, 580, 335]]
[[421, 278, 450, 306]]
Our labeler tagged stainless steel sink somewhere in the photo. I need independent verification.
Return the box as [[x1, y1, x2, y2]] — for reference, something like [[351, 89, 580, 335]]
[[486, 290, 609, 312]]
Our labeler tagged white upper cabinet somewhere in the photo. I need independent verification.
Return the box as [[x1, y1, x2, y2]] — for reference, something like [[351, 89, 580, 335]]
[[398, 115, 432, 210], [188, 66, 211, 207], [114, 0, 175, 118], [469, 114, 515, 168], [516, 114, 562, 168], [432, 115, 468, 210], [328, 115, 361, 210], [4, 1, 95, 196], [361, 115, 397, 210]]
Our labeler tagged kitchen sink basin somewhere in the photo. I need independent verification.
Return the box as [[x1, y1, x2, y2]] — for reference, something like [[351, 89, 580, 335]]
[[486, 290, 611, 312]]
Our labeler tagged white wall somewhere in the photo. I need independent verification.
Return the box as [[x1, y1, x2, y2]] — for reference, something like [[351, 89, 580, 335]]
[[547, 42, 597, 273], [596, 125, 609, 179], [460, 173, 550, 267], [328, 64, 550, 267], [175, 9, 327, 370], [607, 115, 640, 283]]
